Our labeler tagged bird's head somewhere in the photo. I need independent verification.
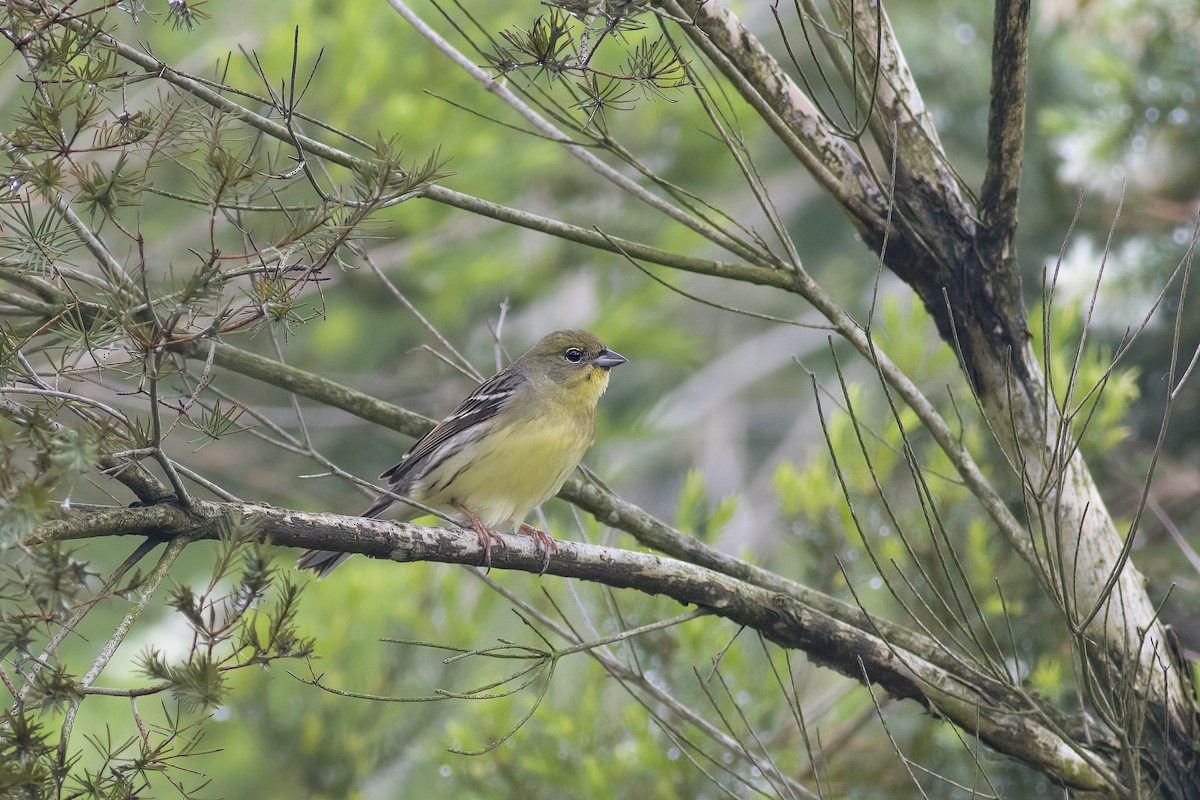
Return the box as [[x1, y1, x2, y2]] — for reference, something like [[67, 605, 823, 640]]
[[521, 329, 627, 403]]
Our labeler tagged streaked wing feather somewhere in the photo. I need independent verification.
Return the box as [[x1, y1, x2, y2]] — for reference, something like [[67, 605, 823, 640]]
[[379, 369, 525, 488]]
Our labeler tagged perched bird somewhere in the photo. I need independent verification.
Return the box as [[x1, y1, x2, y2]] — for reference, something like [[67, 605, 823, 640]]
[[297, 330, 626, 577]]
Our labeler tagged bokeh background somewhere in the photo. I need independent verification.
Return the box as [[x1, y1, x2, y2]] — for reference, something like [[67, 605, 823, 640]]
[[3, 0, 1198, 797]]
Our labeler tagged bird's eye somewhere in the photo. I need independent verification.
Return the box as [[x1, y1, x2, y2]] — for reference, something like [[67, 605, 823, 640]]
[[564, 347, 584, 363]]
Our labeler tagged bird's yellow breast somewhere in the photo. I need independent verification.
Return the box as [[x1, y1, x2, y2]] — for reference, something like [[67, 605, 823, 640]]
[[412, 412, 593, 529]]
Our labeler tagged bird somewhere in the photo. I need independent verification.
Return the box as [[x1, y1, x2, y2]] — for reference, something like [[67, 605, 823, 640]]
[[296, 330, 626, 577]]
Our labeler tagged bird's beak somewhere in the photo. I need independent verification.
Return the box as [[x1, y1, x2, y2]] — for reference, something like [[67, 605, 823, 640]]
[[592, 348, 627, 370]]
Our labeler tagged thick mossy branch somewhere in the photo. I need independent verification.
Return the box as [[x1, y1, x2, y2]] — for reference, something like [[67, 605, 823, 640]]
[[32, 500, 1115, 792], [979, 0, 1032, 257]]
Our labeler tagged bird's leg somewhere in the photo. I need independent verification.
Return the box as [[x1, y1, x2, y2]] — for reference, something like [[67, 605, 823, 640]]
[[455, 503, 505, 569], [518, 523, 557, 574]]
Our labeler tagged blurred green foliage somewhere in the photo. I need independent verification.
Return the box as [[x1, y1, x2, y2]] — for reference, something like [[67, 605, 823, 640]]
[[2, 0, 1194, 797]]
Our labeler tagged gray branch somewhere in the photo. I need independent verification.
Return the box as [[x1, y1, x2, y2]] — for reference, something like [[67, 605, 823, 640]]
[[32, 501, 1116, 792], [979, 0, 1031, 256]]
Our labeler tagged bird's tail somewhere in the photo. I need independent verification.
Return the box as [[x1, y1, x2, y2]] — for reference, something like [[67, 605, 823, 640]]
[[295, 494, 398, 578], [294, 548, 353, 578]]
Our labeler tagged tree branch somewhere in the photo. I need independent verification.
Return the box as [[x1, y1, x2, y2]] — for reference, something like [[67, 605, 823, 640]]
[[387, 0, 767, 267], [0, 396, 170, 504], [31, 500, 1118, 792], [419, 184, 792, 282], [664, 0, 886, 234], [43, 0, 787, 286], [168, 337, 1040, 675], [979, 0, 1031, 256]]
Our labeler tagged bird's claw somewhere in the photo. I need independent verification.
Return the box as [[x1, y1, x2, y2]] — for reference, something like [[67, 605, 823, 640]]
[[475, 525, 506, 570], [456, 502, 506, 570], [519, 523, 557, 574]]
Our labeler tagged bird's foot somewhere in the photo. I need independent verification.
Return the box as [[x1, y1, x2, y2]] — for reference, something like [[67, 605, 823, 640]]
[[519, 523, 557, 574], [458, 504, 505, 569]]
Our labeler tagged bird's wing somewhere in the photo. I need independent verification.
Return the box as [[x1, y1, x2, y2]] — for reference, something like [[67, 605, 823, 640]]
[[379, 368, 527, 488]]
